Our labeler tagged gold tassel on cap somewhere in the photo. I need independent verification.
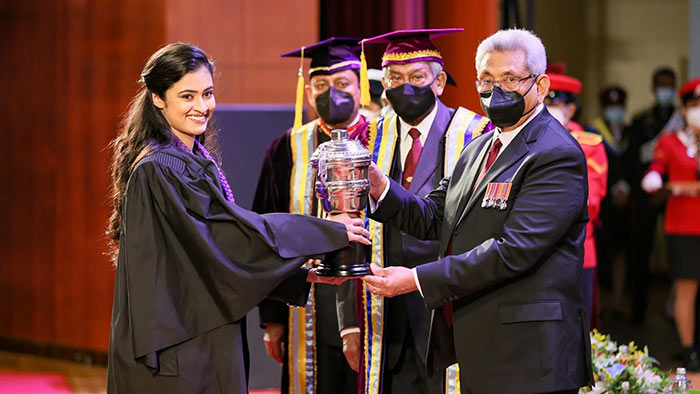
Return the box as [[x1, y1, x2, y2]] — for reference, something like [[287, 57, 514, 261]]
[[293, 46, 305, 130], [360, 40, 370, 107]]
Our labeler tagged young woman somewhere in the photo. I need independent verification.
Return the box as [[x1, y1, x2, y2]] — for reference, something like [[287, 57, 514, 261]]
[[106, 43, 368, 393], [642, 78, 700, 371]]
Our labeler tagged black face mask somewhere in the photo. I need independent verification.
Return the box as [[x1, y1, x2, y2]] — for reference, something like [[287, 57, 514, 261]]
[[385, 81, 436, 123], [480, 79, 537, 128], [315, 87, 356, 125]]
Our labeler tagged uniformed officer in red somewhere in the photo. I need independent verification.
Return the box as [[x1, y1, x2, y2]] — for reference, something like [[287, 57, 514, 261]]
[[545, 72, 608, 328], [641, 78, 700, 371]]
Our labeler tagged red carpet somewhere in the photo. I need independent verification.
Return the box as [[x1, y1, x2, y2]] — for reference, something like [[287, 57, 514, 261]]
[[0, 371, 73, 394]]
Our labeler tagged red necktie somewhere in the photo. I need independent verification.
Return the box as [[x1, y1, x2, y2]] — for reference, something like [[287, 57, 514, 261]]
[[474, 137, 503, 189], [402, 128, 423, 189], [442, 138, 503, 327]]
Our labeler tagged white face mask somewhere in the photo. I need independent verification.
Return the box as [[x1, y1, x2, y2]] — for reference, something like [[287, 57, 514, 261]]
[[546, 105, 569, 128], [686, 107, 700, 130]]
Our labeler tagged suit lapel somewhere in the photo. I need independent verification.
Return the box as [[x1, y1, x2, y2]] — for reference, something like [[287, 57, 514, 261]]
[[408, 101, 451, 194], [442, 135, 491, 240], [454, 108, 552, 228]]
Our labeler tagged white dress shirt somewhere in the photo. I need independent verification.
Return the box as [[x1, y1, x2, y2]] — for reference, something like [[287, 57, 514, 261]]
[[479, 103, 544, 169], [398, 101, 438, 168], [373, 103, 544, 211]]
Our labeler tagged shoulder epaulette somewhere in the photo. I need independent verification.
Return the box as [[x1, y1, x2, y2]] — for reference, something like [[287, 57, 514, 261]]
[[571, 130, 603, 146], [138, 151, 187, 174]]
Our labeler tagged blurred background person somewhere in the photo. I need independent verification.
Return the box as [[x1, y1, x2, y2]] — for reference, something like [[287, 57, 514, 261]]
[[587, 86, 631, 319], [589, 86, 629, 154], [641, 78, 700, 371], [626, 67, 678, 325], [544, 67, 583, 131], [546, 71, 608, 329], [361, 68, 386, 120]]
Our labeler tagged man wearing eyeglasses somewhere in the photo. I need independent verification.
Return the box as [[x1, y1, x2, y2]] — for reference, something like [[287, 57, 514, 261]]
[[345, 28, 594, 394]]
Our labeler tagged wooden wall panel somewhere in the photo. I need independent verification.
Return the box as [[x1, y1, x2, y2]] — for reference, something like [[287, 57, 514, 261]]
[[427, 0, 499, 113], [0, 0, 319, 355], [165, 0, 319, 104], [1, 0, 63, 347], [0, 0, 165, 352]]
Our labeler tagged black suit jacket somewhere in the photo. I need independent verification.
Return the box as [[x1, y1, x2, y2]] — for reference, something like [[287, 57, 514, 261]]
[[371, 108, 594, 394]]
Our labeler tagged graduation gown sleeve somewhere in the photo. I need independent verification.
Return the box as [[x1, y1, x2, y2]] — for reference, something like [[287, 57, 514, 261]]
[[112, 150, 348, 373]]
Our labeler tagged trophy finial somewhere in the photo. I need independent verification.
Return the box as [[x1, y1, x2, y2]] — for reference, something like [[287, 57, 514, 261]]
[[331, 129, 348, 141]]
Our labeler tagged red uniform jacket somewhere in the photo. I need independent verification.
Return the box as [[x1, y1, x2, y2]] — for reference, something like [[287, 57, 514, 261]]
[[647, 131, 700, 235], [570, 123, 608, 269]]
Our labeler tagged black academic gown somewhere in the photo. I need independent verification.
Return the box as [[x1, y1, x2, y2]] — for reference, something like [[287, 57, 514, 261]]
[[107, 143, 348, 394]]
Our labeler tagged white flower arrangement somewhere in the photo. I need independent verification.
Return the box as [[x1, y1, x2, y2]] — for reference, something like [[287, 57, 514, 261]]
[[578, 330, 680, 394]]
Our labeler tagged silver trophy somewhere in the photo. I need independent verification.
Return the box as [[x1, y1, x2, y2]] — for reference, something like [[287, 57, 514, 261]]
[[310, 129, 372, 276]]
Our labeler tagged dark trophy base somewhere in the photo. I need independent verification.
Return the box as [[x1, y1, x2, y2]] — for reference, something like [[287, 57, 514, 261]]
[[316, 241, 370, 277]]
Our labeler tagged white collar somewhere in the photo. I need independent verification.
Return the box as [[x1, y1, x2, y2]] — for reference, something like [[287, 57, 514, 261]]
[[347, 113, 361, 128], [677, 128, 698, 157], [493, 103, 544, 148], [399, 100, 439, 139]]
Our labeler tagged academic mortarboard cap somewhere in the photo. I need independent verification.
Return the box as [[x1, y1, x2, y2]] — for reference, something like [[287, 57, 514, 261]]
[[360, 28, 464, 67], [357, 28, 463, 105], [282, 37, 360, 130], [281, 37, 361, 78], [679, 78, 700, 101]]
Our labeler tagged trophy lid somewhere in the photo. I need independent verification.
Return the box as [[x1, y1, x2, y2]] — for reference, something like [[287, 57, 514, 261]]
[[320, 130, 371, 161]]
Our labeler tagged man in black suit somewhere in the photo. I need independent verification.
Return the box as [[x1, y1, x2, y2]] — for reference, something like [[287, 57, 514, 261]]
[[626, 67, 677, 324], [351, 29, 594, 394], [336, 29, 492, 394]]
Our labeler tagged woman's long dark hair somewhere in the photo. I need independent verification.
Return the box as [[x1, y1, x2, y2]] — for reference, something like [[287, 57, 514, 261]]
[[107, 43, 219, 263]]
